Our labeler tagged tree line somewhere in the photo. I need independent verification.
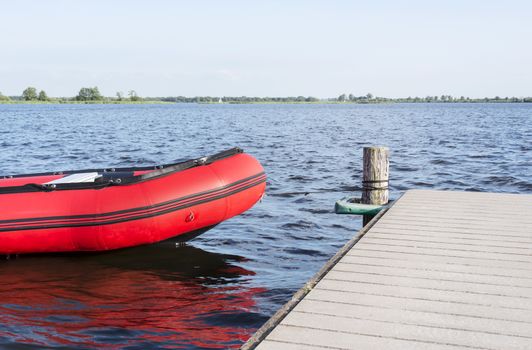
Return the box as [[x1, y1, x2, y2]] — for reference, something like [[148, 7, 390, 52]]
[[334, 93, 532, 103], [1, 87, 531, 103], [0, 87, 142, 102], [158, 96, 321, 103]]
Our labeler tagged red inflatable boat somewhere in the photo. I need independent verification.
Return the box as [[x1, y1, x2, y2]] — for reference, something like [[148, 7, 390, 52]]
[[0, 148, 266, 255]]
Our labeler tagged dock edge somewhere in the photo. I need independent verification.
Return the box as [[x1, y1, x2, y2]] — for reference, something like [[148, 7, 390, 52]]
[[241, 194, 402, 349]]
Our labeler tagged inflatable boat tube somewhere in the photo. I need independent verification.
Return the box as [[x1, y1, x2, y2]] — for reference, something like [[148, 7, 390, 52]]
[[0, 148, 266, 254]]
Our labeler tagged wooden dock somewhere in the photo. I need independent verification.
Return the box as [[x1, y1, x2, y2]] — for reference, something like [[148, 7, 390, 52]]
[[243, 189, 532, 350]]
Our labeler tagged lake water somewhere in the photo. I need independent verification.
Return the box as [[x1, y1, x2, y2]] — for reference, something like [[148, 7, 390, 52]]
[[0, 103, 531, 349]]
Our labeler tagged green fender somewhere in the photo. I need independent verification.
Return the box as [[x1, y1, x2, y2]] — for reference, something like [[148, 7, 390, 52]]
[[335, 197, 385, 216]]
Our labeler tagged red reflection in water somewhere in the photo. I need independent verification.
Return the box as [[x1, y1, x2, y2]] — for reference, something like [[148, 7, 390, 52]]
[[0, 242, 264, 349]]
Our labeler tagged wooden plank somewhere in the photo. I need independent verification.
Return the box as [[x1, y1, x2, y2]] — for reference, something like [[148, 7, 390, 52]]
[[324, 270, 532, 298], [245, 190, 532, 350], [376, 216, 531, 229], [262, 325, 467, 350], [348, 246, 532, 269], [351, 242, 532, 262], [372, 220, 531, 233], [256, 340, 329, 350], [281, 312, 532, 350], [374, 215, 531, 230], [381, 212, 532, 225], [315, 279, 532, 310], [389, 195, 532, 205], [386, 205, 532, 216], [365, 232, 532, 249], [305, 288, 532, 323], [346, 249, 532, 272], [332, 262, 532, 287], [369, 224, 532, 240], [401, 189, 531, 200], [291, 300, 532, 340], [359, 237, 532, 255], [340, 254, 532, 279], [397, 191, 532, 200]]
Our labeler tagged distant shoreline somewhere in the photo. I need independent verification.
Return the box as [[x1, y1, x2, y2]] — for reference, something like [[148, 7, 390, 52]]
[[3, 87, 531, 104], [201, 100, 532, 105], [0, 100, 172, 105], [1, 100, 531, 105]]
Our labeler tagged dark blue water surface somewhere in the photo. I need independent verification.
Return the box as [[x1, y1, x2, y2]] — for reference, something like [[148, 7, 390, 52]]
[[0, 103, 531, 349]]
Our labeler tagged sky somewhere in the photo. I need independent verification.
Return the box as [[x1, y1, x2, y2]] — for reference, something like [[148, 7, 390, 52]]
[[1, 0, 531, 98]]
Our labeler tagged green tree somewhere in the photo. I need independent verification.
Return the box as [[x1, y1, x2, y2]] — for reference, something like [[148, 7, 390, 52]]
[[0, 92, 10, 101], [38, 90, 49, 101], [128, 90, 140, 101], [77, 88, 92, 101], [22, 87, 38, 101], [91, 87, 103, 100], [116, 91, 123, 101], [76, 87, 103, 101], [366, 93, 374, 100], [338, 93, 347, 102]]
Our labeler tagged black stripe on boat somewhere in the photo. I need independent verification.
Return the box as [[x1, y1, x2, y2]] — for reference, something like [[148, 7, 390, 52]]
[[0, 174, 266, 232]]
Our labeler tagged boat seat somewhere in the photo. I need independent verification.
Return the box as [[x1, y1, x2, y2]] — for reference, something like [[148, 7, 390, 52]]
[[45, 172, 102, 184]]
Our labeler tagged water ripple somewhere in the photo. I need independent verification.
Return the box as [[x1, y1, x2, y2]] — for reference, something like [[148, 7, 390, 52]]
[[0, 103, 530, 349]]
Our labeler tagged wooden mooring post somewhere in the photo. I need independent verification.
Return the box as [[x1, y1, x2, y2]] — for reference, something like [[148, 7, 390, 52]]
[[362, 146, 389, 225]]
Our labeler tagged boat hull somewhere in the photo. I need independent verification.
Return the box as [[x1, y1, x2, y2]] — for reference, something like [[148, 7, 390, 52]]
[[0, 150, 266, 254]]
